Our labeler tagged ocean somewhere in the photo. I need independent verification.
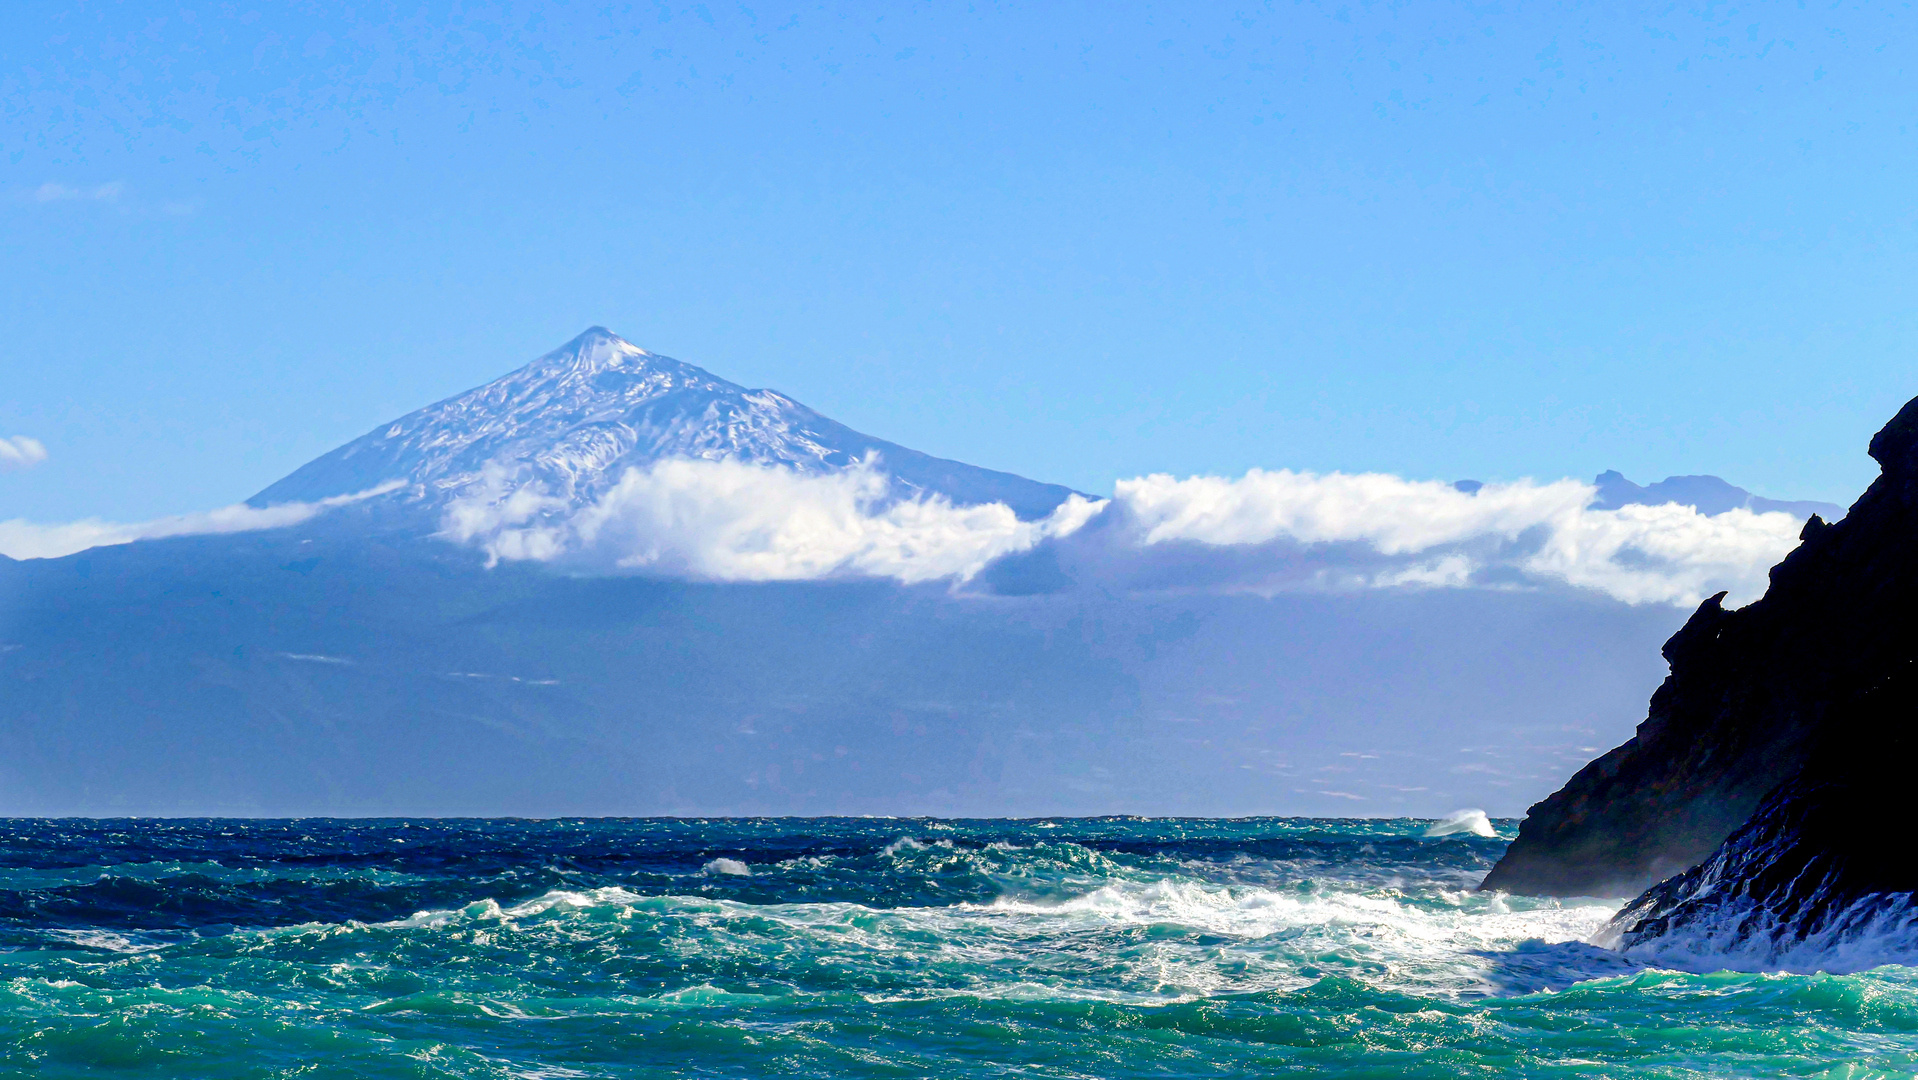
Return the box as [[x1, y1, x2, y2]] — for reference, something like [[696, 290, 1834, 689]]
[[0, 817, 1907, 1078]]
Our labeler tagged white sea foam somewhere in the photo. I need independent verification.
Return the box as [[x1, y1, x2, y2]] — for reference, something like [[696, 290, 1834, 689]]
[[650, 983, 783, 1007], [46, 929, 166, 953], [969, 875, 1625, 997], [1616, 891, 1918, 975], [702, 858, 752, 876], [1425, 809, 1497, 838], [980, 876, 1597, 941], [369, 869, 1629, 1001], [501, 888, 646, 918]]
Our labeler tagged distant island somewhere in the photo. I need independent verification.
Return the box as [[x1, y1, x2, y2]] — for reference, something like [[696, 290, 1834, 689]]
[[0, 329, 1843, 820]]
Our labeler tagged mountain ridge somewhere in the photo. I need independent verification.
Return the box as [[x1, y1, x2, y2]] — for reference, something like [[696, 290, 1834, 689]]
[[1592, 470, 1843, 521]]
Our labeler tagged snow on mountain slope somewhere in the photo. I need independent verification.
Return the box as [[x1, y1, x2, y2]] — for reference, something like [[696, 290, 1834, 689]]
[[251, 327, 1078, 522]]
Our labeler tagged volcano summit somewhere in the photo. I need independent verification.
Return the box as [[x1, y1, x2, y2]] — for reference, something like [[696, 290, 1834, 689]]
[[253, 327, 1078, 528]]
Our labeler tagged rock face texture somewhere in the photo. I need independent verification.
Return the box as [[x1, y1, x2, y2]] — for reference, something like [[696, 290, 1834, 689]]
[[1480, 394, 1918, 898], [1603, 669, 1918, 970]]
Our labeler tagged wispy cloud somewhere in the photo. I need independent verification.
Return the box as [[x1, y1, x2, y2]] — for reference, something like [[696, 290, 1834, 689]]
[[12, 182, 191, 216], [0, 436, 48, 472], [30, 181, 125, 204], [0, 482, 401, 561]]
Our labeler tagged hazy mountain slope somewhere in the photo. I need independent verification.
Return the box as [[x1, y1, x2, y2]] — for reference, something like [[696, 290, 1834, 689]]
[[252, 327, 1078, 522], [0, 532, 1679, 817]]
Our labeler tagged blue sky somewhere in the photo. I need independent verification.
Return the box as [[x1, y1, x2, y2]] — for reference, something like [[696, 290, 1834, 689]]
[[2, 1, 1914, 521]]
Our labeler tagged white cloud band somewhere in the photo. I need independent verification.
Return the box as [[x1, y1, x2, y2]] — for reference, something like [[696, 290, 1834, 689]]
[[440, 459, 1809, 607], [3, 452, 1811, 609]]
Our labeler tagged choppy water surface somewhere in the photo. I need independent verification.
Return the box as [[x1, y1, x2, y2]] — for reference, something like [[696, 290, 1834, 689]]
[[0, 817, 1910, 1078]]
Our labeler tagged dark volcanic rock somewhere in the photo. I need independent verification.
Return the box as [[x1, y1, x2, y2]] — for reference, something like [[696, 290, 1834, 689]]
[[1480, 395, 1918, 897], [1603, 669, 1918, 970]]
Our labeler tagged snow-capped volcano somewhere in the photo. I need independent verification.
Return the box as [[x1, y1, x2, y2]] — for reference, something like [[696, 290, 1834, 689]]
[[252, 327, 1077, 521]]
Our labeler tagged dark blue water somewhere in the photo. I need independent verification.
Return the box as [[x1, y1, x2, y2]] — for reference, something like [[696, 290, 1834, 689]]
[[0, 818, 1908, 1078]]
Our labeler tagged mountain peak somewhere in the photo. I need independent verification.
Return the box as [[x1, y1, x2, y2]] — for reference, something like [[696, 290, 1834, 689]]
[[544, 326, 651, 369], [250, 329, 1077, 523]]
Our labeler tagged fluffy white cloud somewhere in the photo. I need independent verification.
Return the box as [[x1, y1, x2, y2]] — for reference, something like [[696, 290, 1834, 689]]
[[1521, 500, 1806, 605], [0, 482, 401, 561], [1105, 469, 1806, 606], [442, 457, 1105, 583], [0, 436, 47, 472], [1119, 469, 1595, 552]]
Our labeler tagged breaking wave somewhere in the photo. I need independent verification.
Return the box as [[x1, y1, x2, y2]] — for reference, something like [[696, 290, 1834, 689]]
[[1425, 809, 1498, 838]]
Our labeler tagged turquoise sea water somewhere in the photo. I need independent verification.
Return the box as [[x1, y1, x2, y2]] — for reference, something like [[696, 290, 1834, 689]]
[[0, 817, 1910, 1078]]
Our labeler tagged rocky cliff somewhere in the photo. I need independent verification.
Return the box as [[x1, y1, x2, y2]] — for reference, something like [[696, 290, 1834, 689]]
[[1481, 395, 1918, 898], [1602, 664, 1918, 970]]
